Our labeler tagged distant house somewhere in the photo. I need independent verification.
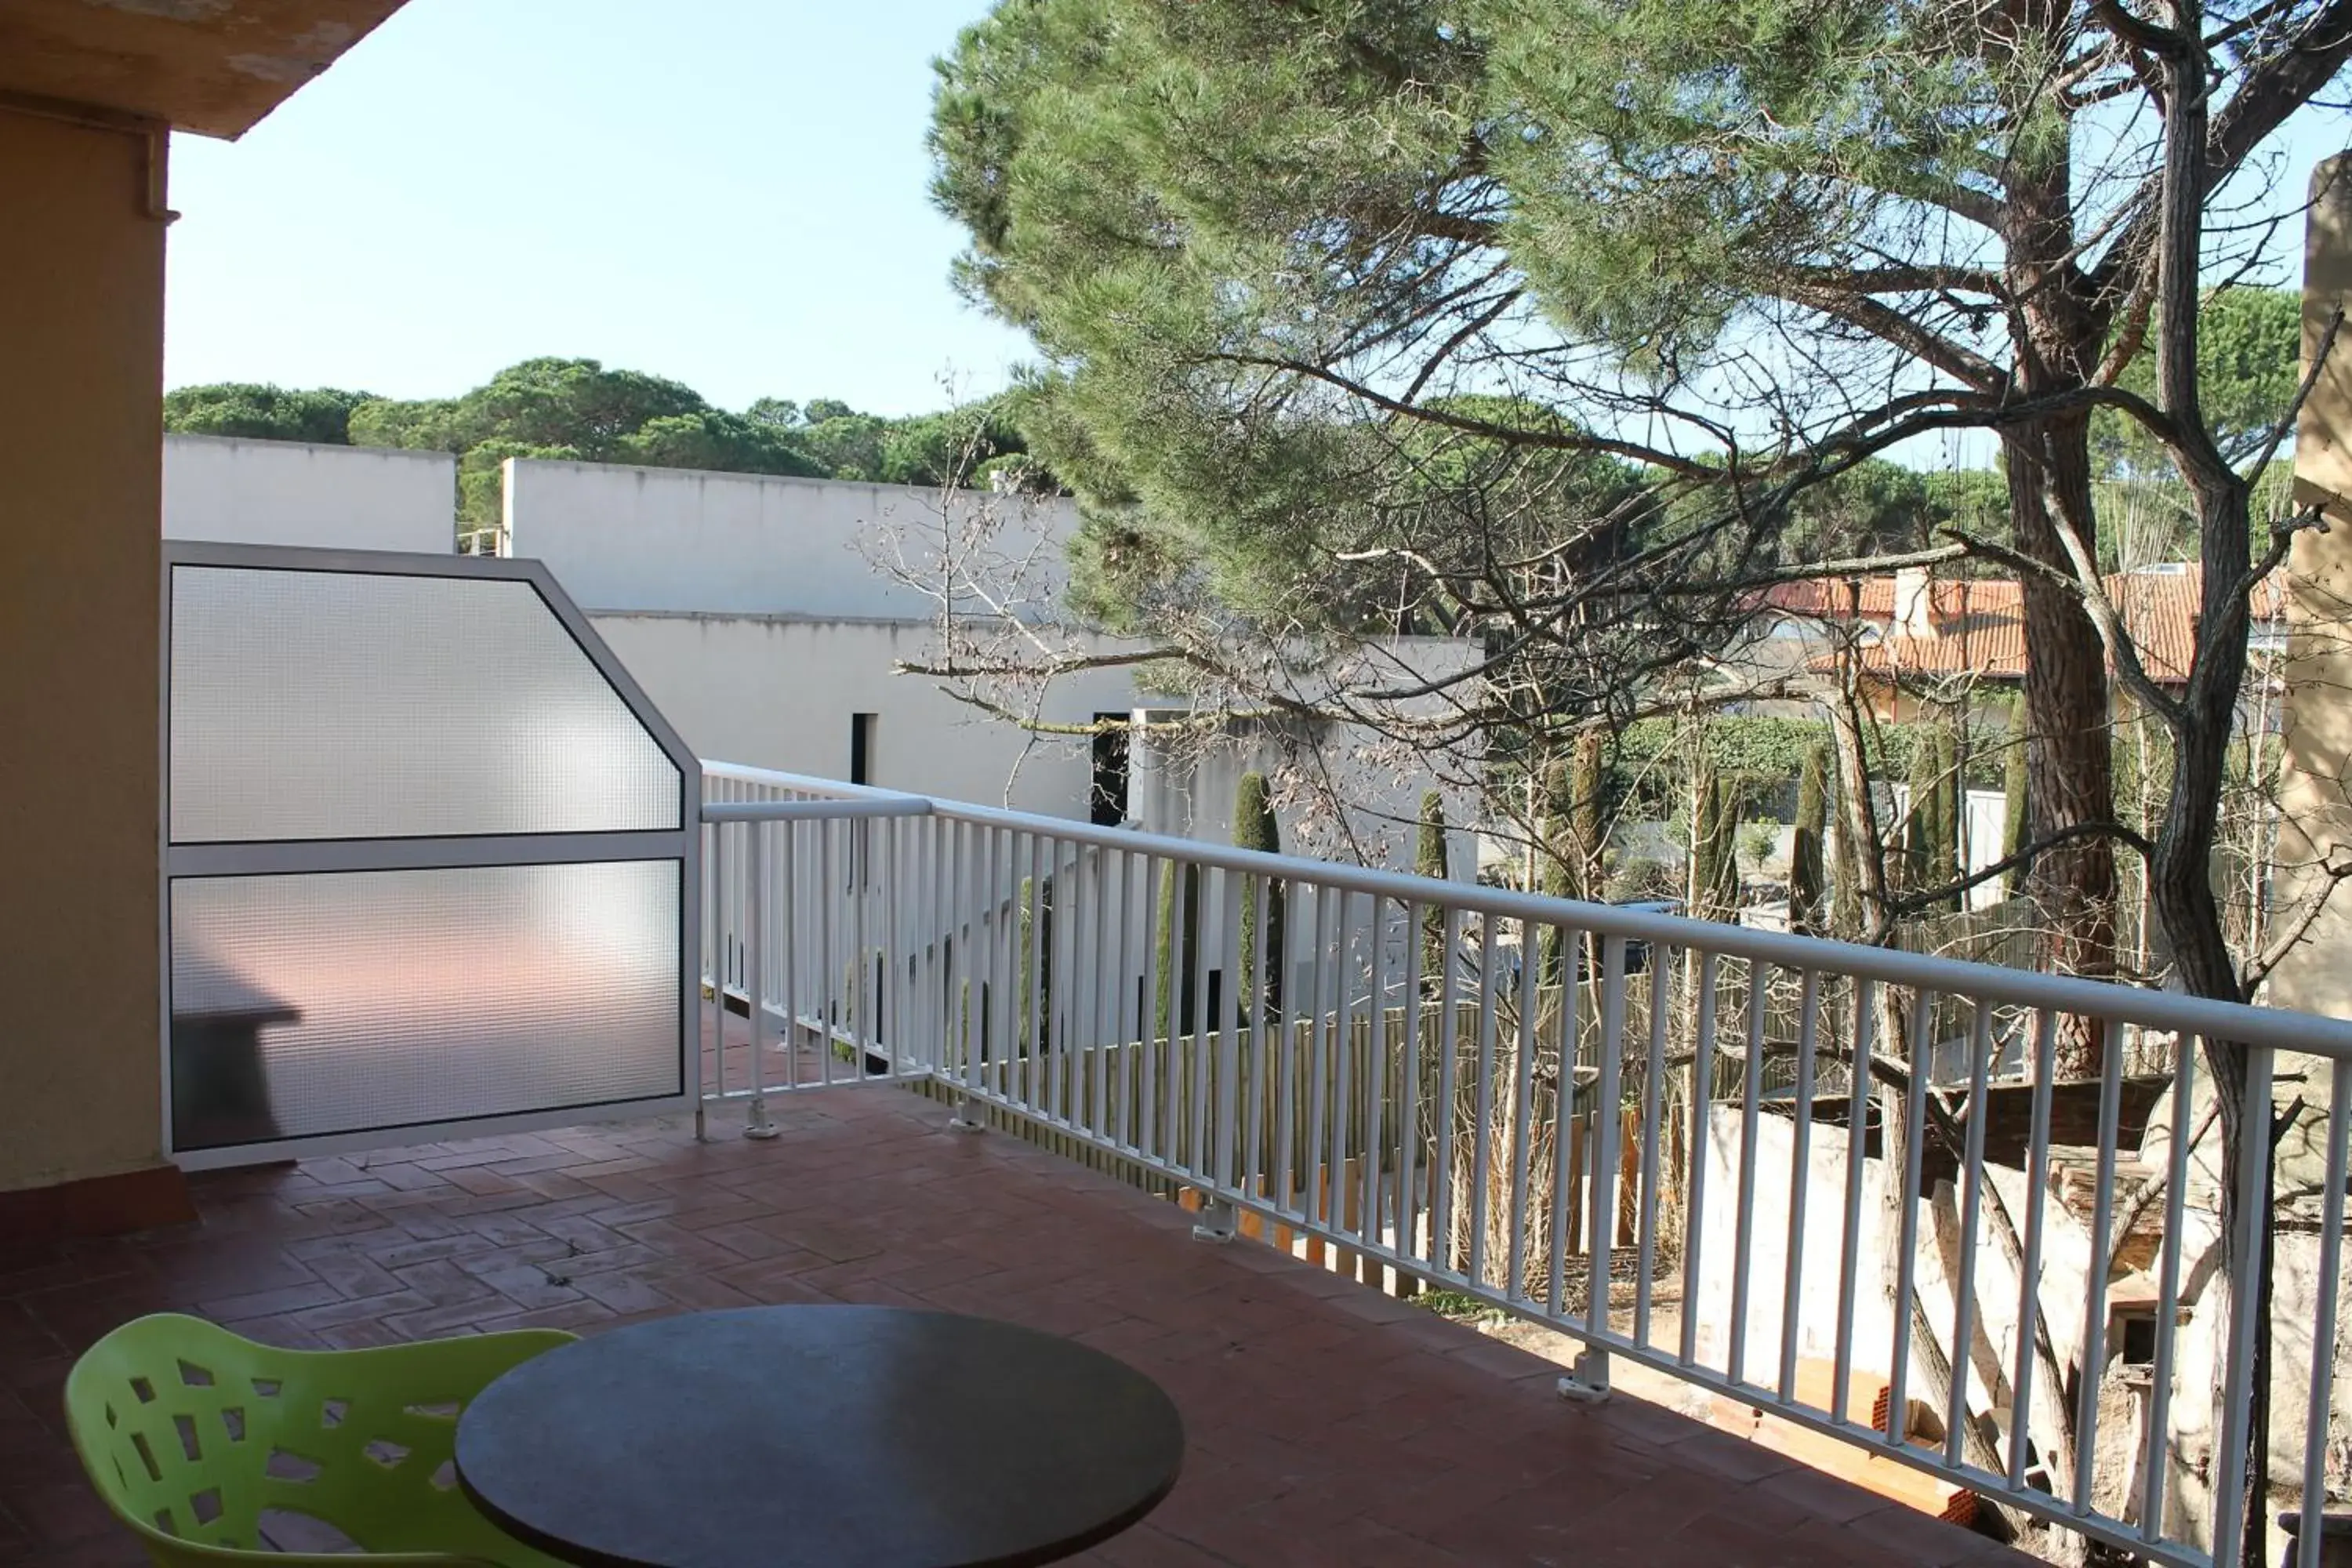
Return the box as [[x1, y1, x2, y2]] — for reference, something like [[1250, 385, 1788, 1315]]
[[1757, 562, 2286, 724]]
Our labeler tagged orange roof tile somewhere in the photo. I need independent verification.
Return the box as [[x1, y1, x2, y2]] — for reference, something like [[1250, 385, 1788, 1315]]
[[1774, 565, 2283, 688]]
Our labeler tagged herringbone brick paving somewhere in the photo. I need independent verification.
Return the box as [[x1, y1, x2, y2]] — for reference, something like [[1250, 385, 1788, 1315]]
[[0, 1087, 2035, 1566]]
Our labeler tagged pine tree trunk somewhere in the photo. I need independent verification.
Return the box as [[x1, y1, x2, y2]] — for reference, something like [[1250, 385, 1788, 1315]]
[[2002, 418, 2119, 1077]]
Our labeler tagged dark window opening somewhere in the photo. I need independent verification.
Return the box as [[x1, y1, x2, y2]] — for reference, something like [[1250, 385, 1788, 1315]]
[[1090, 713, 1129, 826], [850, 713, 877, 786], [2118, 1308, 2158, 1368]]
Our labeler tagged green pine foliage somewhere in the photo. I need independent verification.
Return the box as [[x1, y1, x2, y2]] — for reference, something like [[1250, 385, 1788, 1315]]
[[1153, 862, 1202, 1042], [1828, 759, 1862, 940], [1789, 742, 1828, 935], [1417, 790, 1448, 985], [1930, 725, 1963, 911], [1687, 753, 1740, 924], [1233, 772, 1284, 1016]]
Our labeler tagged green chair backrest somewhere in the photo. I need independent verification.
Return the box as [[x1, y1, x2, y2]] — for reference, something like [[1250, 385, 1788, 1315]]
[[64, 1312, 578, 1567]]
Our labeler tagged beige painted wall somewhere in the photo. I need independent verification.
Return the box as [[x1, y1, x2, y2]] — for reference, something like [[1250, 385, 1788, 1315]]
[[0, 107, 166, 1193], [2275, 156, 2352, 1027]]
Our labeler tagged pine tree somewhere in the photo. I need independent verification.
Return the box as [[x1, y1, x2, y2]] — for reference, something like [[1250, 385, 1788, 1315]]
[[1538, 760, 1575, 984], [1789, 742, 1828, 935], [1904, 726, 1940, 898], [1688, 753, 1740, 923], [1153, 862, 1201, 1041], [1929, 724, 1962, 912], [1233, 771, 1284, 1016], [1828, 759, 1862, 939], [1017, 875, 1035, 1046], [1417, 789, 1448, 985], [1569, 728, 1605, 898], [2001, 696, 2031, 901]]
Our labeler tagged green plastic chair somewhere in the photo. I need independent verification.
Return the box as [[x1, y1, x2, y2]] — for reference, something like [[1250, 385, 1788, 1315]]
[[64, 1312, 579, 1566]]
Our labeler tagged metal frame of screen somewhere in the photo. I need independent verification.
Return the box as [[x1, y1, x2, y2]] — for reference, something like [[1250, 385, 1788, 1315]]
[[160, 540, 701, 1171]]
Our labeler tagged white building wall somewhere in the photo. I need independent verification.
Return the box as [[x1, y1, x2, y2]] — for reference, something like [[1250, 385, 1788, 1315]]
[[584, 612, 1137, 819], [506, 458, 1080, 619], [162, 434, 455, 554]]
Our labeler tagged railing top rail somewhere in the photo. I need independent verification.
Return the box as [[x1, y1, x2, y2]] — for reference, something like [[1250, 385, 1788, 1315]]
[[698, 760, 2352, 1060]]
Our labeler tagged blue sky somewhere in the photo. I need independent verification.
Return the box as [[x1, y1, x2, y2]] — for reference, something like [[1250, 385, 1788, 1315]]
[[164, 0, 1026, 416], [164, 1, 2350, 439]]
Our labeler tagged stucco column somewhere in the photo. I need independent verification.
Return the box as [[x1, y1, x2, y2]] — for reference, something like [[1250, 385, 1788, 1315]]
[[0, 103, 178, 1221]]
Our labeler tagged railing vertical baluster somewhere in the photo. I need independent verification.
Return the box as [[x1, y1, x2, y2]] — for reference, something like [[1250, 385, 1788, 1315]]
[[747, 822, 767, 1112], [1400, 900, 1425, 1273], [1071, 840, 1093, 1127], [883, 815, 902, 1077], [950, 822, 969, 1091], [2207, 1041, 2275, 1562], [1635, 943, 1672, 1346], [853, 818, 869, 1072], [2008, 1008, 2058, 1488], [703, 819, 722, 1124], [1831, 979, 1877, 1425], [1245, 872, 1271, 1199], [1729, 959, 1770, 1387], [1363, 895, 1389, 1268], [1307, 885, 1338, 1223], [1588, 935, 1626, 1341], [1111, 848, 1134, 1150], [2073, 1014, 2127, 1515], [2140, 1033, 2199, 1546], [1140, 854, 1162, 1164], [1679, 951, 1718, 1367], [1024, 833, 1045, 1115], [1944, 1004, 1994, 1469], [1159, 851, 1182, 1160], [1218, 867, 1243, 1190], [1885, 989, 1933, 1445], [1164, 848, 1188, 1159], [1055, 837, 1078, 1129], [775, 822, 796, 1096], [1099, 847, 1122, 1138], [2298, 1065, 2351, 1568], [1330, 891, 1356, 1242], [1274, 878, 1301, 1221], [1775, 971, 1820, 1400], [1433, 906, 1461, 1276], [818, 818, 838, 1089], [1468, 920, 1501, 1290], [1507, 918, 1541, 1303], [1192, 864, 1217, 1177], [1548, 953, 1581, 1317], [1000, 828, 1022, 1098]]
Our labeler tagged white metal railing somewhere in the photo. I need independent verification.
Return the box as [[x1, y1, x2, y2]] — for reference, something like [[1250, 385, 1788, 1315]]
[[698, 761, 2352, 1568]]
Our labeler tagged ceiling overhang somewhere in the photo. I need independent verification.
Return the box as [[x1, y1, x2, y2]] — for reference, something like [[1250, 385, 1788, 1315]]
[[0, 1, 408, 139]]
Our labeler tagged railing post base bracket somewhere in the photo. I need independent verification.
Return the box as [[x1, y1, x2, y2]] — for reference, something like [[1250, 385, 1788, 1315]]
[[742, 1097, 779, 1141], [1191, 1197, 1237, 1243], [1557, 1352, 1611, 1404]]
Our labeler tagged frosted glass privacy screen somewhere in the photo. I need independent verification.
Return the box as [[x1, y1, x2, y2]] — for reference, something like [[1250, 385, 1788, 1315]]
[[170, 565, 682, 842], [169, 861, 682, 1150]]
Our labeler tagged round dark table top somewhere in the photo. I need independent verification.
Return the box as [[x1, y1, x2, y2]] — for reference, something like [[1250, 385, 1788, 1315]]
[[453, 1305, 1185, 1568]]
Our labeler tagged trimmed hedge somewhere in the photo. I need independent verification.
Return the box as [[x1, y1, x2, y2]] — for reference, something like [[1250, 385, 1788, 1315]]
[[1594, 716, 2008, 819]]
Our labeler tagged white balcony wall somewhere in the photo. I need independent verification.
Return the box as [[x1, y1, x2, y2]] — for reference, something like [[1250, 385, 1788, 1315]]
[[590, 612, 1134, 819], [162, 434, 456, 554]]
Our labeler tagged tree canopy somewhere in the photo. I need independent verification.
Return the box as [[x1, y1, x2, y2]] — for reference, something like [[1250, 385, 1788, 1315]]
[[930, 0, 2348, 1030], [163, 358, 1044, 531], [162, 383, 375, 445]]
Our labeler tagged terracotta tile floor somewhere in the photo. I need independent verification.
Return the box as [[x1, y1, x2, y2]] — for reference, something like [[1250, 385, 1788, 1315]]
[[0, 1087, 2038, 1567]]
